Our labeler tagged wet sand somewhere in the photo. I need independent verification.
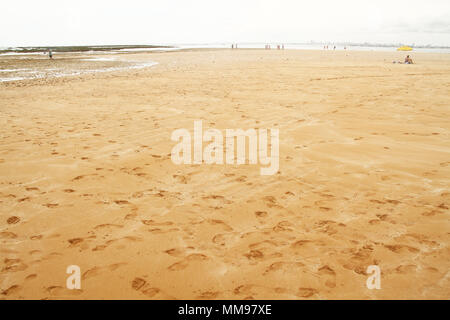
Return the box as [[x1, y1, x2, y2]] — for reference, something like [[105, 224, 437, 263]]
[[0, 49, 449, 299]]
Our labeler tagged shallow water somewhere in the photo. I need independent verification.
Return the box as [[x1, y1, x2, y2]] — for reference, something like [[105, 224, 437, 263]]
[[0, 56, 158, 82]]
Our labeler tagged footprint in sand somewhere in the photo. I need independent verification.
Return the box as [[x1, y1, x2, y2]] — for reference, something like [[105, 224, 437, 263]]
[[7, 216, 21, 224], [340, 246, 375, 275], [131, 277, 147, 290], [272, 221, 294, 232], [202, 194, 233, 205], [43, 203, 59, 208], [0, 231, 17, 239], [142, 287, 163, 298], [1, 285, 21, 296], [314, 220, 346, 235], [130, 277, 167, 298], [2, 258, 28, 272], [46, 286, 83, 296], [383, 244, 419, 254], [25, 274, 37, 281], [394, 264, 417, 274], [131, 191, 144, 198], [94, 223, 124, 230], [250, 239, 287, 250], [197, 291, 221, 299], [207, 219, 233, 231], [167, 253, 208, 271], [244, 250, 264, 261], [235, 176, 247, 182], [164, 247, 195, 258], [82, 263, 127, 280], [114, 200, 130, 205], [263, 261, 305, 275], [2, 194, 17, 199], [68, 238, 84, 246], [233, 284, 256, 296], [233, 284, 284, 298], [318, 265, 337, 288], [41, 252, 62, 261], [422, 209, 441, 216], [92, 236, 142, 251], [296, 287, 318, 298], [173, 174, 189, 184], [212, 232, 239, 246], [141, 220, 178, 234], [255, 211, 268, 218], [124, 213, 138, 220], [141, 220, 174, 226]]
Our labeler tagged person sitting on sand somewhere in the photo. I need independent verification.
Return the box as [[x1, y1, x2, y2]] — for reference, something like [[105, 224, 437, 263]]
[[404, 55, 413, 64]]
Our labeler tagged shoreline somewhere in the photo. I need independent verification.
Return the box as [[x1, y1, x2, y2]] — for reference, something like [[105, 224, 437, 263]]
[[2, 44, 450, 57]]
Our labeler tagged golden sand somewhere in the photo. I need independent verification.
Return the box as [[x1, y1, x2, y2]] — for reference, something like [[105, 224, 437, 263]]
[[0, 49, 449, 299]]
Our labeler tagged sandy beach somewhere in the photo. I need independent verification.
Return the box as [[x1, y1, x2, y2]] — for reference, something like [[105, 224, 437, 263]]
[[0, 49, 449, 299]]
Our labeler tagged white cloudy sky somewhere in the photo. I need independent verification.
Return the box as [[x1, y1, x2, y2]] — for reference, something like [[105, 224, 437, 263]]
[[1, 0, 449, 47]]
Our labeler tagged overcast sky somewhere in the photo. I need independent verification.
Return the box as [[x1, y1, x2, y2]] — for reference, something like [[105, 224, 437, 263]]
[[1, 0, 449, 47]]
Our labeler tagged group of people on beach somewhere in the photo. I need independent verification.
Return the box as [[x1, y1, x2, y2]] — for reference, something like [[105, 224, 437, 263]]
[[264, 44, 284, 50], [231, 44, 286, 50], [323, 45, 346, 50]]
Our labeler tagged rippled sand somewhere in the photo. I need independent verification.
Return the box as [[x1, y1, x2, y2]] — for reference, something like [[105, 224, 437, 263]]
[[0, 49, 449, 299]]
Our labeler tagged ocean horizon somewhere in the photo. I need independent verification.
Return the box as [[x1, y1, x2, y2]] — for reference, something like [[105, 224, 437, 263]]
[[2, 43, 450, 55]]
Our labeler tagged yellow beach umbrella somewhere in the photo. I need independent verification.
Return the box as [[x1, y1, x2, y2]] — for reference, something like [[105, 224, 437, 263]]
[[397, 46, 413, 51]]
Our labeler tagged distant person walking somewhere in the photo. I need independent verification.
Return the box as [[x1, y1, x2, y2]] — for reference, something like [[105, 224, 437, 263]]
[[49, 49, 53, 59]]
